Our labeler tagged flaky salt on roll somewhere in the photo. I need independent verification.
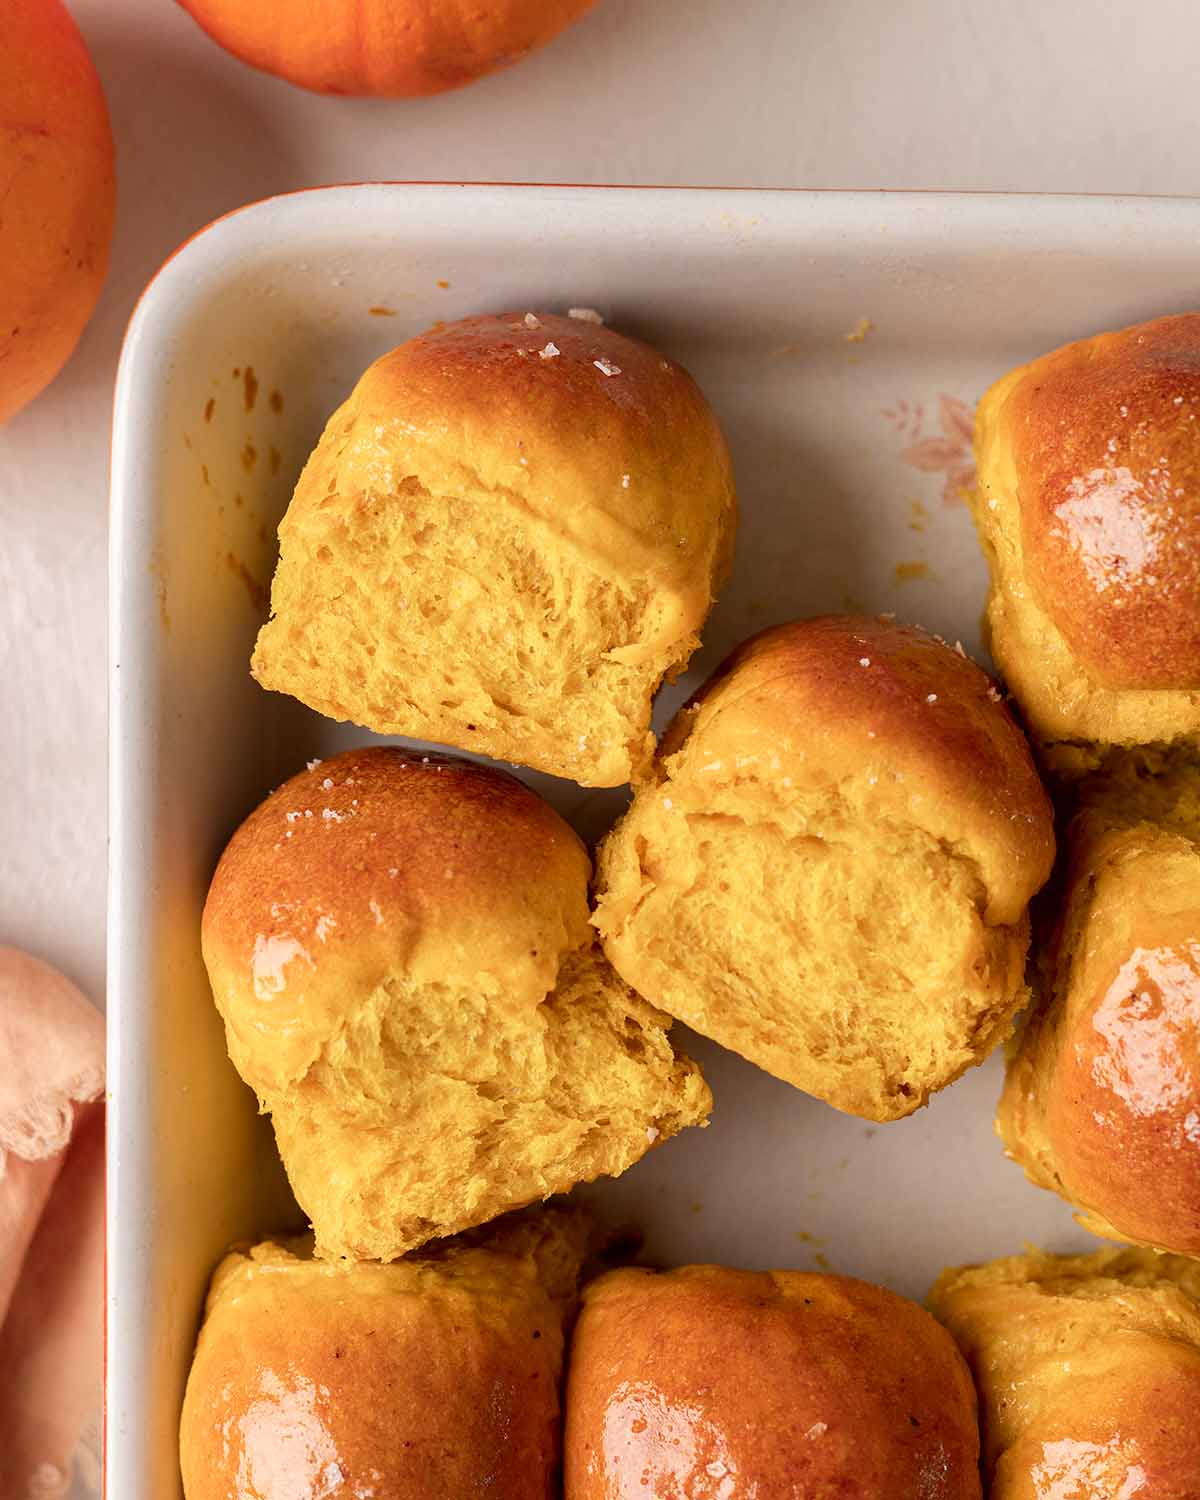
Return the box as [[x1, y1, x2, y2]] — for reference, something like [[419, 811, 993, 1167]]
[[594, 616, 1055, 1121], [930, 1247, 1200, 1499], [971, 313, 1200, 772], [201, 747, 709, 1261], [180, 1207, 587, 1500], [252, 311, 737, 787], [565, 1264, 981, 1499], [998, 758, 1200, 1254]]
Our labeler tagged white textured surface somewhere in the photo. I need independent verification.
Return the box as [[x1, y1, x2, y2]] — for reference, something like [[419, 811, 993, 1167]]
[[2, 0, 1200, 1000]]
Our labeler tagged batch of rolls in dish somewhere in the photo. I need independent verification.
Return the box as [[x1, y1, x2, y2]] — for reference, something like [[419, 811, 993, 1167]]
[[182, 308, 1200, 1497]]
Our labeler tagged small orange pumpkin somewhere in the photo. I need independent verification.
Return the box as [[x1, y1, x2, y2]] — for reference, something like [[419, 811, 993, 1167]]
[[175, 0, 600, 97], [0, 0, 115, 426]]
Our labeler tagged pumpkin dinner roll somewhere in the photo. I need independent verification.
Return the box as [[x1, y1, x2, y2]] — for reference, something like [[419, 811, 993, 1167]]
[[930, 1247, 1200, 1500], [998, 756, 1200, 1255], [180, 1206, 588, 1500], [201, 747, 709, 1261], [565, 1264, 982, 1499], [251, 312, 737, 787], [971, 312, 1200, 772], [594, 616, 1056, 1121]]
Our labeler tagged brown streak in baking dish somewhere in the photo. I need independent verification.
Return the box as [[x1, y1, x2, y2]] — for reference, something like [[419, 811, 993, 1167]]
[[225, 552, 268, 611]]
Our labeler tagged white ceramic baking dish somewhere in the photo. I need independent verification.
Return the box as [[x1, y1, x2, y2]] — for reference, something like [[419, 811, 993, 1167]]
[[108, 184, 1200, 1498]]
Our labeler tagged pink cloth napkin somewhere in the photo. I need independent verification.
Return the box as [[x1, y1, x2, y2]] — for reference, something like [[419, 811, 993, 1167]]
[[0, 947, 104, 1499]]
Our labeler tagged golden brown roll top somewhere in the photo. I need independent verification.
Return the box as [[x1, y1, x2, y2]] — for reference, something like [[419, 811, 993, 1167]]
[[565, 1264, 982, 1499], [660, 616, 1054, 923], [179, 1207, 588, 1500], [1010, 314, 1200, 690], [972, 313, 1200, 762], [251, 311, 737, 786], [202, 747, 710, 1260], [998, 761, 1200, 1254], [930, 1247, 1200, 1500], [595, 617, 1055, 1120], [202, 746, 592, 1096], [329, 312, 735, 597]]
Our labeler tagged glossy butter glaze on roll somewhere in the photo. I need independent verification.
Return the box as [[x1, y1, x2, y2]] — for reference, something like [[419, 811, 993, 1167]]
[[201, 746, 709, 1261], [252, 311, 737, 787], [998, 758, 1200, 1254], [930, 1247, 1200, 1500], [971, 313, 1200, 770], [179, 1207, 587, 1500], [594, 616, 1055, 1120], [565, 1264, 982, 1499]]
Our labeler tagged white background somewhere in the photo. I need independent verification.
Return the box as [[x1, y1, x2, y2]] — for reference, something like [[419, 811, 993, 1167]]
[[2, 0, 1198, 1004]]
